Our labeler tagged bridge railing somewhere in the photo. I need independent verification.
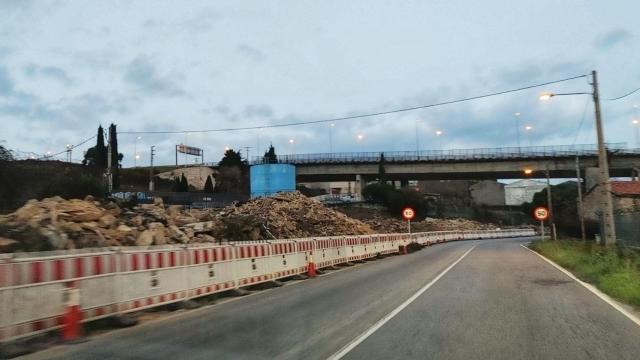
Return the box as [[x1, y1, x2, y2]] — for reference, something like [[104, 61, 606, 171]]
[[250, 143, 635, 165]]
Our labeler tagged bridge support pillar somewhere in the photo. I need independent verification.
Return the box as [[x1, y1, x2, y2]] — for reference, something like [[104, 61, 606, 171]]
[[354, 174, 363, 200], [585, 167, 600, 192]]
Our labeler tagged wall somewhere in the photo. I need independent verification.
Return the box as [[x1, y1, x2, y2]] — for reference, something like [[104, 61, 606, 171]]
[[470, 181, 505, 206], [156, 166, 216, 190]]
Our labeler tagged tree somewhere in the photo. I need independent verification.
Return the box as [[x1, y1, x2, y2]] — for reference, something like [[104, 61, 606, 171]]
[[108, 124, 123, 189], [180, 174, 189, 192], [263, 145, 278, 164], [83, 125, 107, 168], [204, 175, 214, 193], [215, 149, 249, 195], [0, 144, 14, 161], [362, 183, 429, 219], [377, 153, 386, 183]]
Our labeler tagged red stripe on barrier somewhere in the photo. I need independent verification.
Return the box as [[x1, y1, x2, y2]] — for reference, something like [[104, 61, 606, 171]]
[[31, 261, 43, 283], [222, 249, 227, 261], [134, 300, 141, 308], [159, 295, 165, 302], [93, 256, 102, 275], [75, 258, 84, 278], [169, 252, 176, 267], [96, 308, 104, 316], [53, 259, 64, 281], [147, 298, 153, 306], [131, 254, 138, 271], [145, 253, 152, 269], [156, 253, 163, 268], [110, 255, 116, 273], [194, 250, 200, 264], [171, 293, 177, 300]]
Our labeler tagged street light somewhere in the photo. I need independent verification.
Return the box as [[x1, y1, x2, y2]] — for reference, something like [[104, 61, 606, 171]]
[[523, 166, 557, 241], [329, 123, 335, 153], [134, 136, 142, 167], [514, 112, 521, 152], [288, 139, 295, 154], [524, 125, 533, 146], [539, 70, 616, 245], [435, 130, 443, 150], [632, 119, 639, 148]]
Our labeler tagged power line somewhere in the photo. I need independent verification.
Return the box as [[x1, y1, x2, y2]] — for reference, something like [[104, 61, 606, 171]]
[[121, 74, 589, 135], [36, 135, 97, 160], [604, 86, 640, 101]]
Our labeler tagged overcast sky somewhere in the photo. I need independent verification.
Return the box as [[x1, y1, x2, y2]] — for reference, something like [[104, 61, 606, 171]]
[[1, 0, 639, 166]]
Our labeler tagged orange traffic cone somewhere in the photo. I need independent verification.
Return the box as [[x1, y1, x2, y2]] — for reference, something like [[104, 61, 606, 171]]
[[62, 281, 82, 342], [307, 253, 317, 277]]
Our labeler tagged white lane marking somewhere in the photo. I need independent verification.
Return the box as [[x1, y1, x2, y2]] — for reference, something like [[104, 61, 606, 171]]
[[520, 244, 640, 327], [327, 244, 477, 360]]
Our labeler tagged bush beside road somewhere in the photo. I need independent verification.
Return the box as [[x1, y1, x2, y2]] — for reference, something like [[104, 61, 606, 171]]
[[530, 240, 640, 307]]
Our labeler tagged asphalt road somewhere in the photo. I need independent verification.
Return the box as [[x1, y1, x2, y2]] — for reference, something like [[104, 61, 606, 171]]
[[26, 237, 640, 360]]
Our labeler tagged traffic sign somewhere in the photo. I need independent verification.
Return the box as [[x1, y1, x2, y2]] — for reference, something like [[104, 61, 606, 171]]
[[533, 207, 549, 221], [402, 207, 416, 221]]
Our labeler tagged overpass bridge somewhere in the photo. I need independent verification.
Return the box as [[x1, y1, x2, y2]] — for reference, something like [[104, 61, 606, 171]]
[[251, 143, 640, 182]]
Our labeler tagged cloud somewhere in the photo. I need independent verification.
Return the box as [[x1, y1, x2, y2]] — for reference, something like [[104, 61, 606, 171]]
[[594, 28, 633, 49], [237, 44, 265, 62], [244, 104, 273, 118], [123, 56, 186, 97], [24, 64, 73, 86], [0, 66, 14, 94]]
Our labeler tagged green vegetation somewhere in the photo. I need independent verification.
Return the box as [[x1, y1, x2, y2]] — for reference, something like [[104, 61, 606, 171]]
[[263, 145, 278, 164], [215, 148, 249, 195], [530, 240, 640, 307], [362, 183, 429, 219]]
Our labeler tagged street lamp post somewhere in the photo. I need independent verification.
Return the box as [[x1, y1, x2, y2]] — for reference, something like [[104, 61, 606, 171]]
[[134, 136, 141, 167], [329, 123, 335, 154], [514, 112, 521, 152], [540, 70, 616, 245]]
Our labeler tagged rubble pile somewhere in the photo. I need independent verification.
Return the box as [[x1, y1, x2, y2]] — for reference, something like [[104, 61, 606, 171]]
[[0, 196, 222, 252], [220, 191, 374, 239], [336, 206, 500, 233]]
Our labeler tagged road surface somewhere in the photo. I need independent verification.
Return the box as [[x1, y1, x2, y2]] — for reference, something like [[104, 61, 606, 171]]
[[26, 237, 640, 360]]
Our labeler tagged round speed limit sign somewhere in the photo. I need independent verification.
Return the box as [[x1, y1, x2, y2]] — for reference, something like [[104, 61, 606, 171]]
[[402, 207, 415, 221], [533, 207, 549, 221]]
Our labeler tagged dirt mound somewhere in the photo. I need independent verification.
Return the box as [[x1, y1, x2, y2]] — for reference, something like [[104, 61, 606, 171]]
[[336, 206, 500, 233], [220, 192, 374, 239], [0, 196, 220, 252]]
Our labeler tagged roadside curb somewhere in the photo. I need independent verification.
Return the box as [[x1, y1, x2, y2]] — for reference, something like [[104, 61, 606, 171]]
[[520, 244, 640, 328]]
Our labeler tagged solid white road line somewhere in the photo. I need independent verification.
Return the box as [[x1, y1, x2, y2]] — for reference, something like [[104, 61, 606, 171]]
[[327, 244, 477, 360], [520, 244, 640, 327]]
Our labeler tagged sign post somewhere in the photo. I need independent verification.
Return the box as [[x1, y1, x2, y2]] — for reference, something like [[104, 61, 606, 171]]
[[402, 207, 415, 234], [533, 206, 549, 241]]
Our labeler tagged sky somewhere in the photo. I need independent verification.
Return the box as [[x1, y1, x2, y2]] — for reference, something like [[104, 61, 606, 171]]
[[1, 0, 639, 167]]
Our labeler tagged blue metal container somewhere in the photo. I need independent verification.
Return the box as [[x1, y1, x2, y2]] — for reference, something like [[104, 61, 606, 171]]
[[250, 164, 296, 198]]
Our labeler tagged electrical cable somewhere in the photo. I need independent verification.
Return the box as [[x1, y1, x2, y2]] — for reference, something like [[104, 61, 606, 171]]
[[120, 74, 589, 135], [36, 135, 97, 160], [604, 86, 640, 101]]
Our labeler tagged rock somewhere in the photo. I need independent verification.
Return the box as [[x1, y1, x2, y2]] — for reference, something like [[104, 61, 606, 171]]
[[194, 234, 216, 243], [136, 230, 154, 247], [117, 224, 133, 233], [0, 237, 18, 252], [166, 205, 182, 216], [99, 214, 117, 228], [81, 222, 99, 230], [84, 195, 95, 202], [168, 225, 190, 243], [59, 199, 104, 222], [148, 222, 166, 245], [131, 215, 144, 227], [41, 226, 70, 250], [153, 197, 163, 206]]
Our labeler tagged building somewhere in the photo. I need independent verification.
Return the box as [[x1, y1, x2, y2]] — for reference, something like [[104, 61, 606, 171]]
[[583, 181, 640, 221], [504, 179, 547, 205]]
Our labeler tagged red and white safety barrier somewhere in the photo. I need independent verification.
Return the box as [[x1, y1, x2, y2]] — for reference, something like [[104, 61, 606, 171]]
[[0, 228, 535, 343]]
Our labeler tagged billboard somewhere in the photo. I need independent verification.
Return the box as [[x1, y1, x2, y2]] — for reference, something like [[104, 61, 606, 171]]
[[176, 144, 203, 156]]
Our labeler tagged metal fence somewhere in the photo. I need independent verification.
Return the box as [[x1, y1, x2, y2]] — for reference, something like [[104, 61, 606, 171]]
[[615, 212, 640, 248], [250, 143, 637, 165]]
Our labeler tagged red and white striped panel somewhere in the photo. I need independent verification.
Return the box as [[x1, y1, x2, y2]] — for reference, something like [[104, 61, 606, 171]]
[[235, 244, 270, 259], [1, 315, 62, 343], [8, 254, 117, 286]]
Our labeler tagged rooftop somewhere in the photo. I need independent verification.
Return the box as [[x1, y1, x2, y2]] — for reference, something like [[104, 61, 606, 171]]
[[611, 181, 640, 196]]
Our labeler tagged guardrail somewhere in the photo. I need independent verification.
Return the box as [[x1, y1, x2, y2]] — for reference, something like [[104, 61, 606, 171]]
[[0, 228, 535, 343], [249, 143, 637, 165]]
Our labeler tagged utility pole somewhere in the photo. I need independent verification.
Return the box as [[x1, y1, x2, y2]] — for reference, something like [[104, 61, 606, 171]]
[[545, 163, 557, 241], [149, 146, 155, 192], [243, 146, 252, 164], [592, 70, 616, 245], [107, 132, 113, 193], [575, 156, 586, 241]]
